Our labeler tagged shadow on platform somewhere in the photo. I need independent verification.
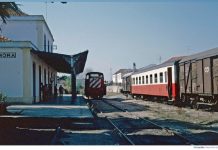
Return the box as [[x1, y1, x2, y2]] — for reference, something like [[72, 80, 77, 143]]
[[37, 94, 85, 105], [5, 95, 93, 119]]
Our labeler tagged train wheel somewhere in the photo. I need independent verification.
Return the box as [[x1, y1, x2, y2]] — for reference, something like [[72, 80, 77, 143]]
[[192, 100, 199, 110], [181, 94, 186, 107]]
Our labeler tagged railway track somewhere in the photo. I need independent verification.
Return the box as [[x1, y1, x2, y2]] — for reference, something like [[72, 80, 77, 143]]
[[89, 98, 194, 145]]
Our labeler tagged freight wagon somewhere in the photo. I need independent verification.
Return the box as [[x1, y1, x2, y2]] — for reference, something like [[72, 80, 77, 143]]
[[179, 47, 218, 109]]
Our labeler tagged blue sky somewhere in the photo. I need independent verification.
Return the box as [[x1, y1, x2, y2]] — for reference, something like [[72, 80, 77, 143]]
[[19, 1, 218, 80]]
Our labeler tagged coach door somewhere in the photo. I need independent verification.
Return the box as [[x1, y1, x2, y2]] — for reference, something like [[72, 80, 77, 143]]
[[167, 67, 173, 99]]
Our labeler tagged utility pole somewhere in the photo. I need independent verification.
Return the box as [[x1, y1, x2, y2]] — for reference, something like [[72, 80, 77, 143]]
[[45, 1, 47, 21]]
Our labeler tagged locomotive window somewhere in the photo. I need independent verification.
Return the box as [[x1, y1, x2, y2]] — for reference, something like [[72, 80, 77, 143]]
[[133, 78, 135, 85], [164, 71, 168, 82], [154, 73, 158, 83], [150, 74, 153, 84], [136, 77, 138, 85], [90, 74, 100, 77], [146, 75, 148, 84], [142, 76, 145, 84], [160, 72, 163, 83], [139, 77, 141, 84]]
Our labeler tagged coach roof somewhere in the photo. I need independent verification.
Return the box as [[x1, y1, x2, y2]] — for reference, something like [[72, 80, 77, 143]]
[[180, 47, 218, 63], [132, 56, 184, 75]]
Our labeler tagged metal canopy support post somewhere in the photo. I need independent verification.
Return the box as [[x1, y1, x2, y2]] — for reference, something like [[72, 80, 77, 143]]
[[71, 70, 76, 101], [71, 56, 77, 101]]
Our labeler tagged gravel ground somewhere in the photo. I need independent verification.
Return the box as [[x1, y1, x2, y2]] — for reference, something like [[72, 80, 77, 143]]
[[103, 93, 218, 145]]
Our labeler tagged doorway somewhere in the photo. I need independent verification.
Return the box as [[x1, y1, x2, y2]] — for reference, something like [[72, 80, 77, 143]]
[[167, 67, 173, 99], [33, 62, 36, 103]]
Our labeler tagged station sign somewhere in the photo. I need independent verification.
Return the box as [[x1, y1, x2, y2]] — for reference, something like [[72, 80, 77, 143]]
[[0, 52, 16, 58]]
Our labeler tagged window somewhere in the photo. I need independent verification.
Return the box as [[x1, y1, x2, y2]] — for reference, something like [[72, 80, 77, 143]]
[[48, 70, 50, 84], [160, 72, 163, 83], [139, 77, 141, 84], [48, 41, 50, 52], [154, 73, 158, 83], [136, 77, 138, 85], [44, 34, 46, 52], [150, 74, 153, 84], [44, 69, 46, 84], [146, 75, 148, 84], [165, 71, 168, 83], [132, 78, 135, 85], [142, 76, 145, 84], [51, 43, 53, 53]]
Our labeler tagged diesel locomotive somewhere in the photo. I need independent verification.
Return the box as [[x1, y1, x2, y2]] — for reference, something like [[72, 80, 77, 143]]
[[85, 72, 106, 99]]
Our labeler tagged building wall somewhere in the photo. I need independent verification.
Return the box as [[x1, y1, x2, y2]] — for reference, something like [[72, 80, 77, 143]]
[[112, 73, 122, 84], [0, 16, 54, 52], [112, 74, 116, 83], [0, 47, 24, 102], [0, 44, 57, 104], [117, 73, 122, 83], [30, 53, 57, 103], [42, 22, 53, 52]]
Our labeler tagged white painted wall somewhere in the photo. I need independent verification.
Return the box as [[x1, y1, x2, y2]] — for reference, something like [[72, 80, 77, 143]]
[[112, 74, 116, 83], [0, 16, 54, 52], [112, 73, 123, 84], [0, 48, 23, 97], [117, 73, 122, 83]]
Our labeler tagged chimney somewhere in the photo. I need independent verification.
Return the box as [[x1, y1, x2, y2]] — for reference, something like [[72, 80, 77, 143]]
[[133, 62, 136, 72]]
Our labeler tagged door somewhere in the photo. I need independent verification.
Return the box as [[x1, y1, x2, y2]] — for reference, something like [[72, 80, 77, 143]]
[[213, 58, 218, 94], [196, 60, 203, 93], [33, 63, 36, 103], [185, 62, 192, 93], [167, 67, 173, 99], [203, 58, 212, 94], [39, 66, 42, 101]]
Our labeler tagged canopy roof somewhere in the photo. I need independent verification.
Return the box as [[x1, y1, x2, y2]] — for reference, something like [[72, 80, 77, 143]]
[[31, 50, 88, 74]]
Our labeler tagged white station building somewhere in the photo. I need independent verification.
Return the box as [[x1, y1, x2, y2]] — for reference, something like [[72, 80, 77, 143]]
[[0, 15, 88, 104]]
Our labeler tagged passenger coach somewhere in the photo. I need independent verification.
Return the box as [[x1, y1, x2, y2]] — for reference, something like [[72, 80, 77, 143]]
[[131, 57, 183, 102]]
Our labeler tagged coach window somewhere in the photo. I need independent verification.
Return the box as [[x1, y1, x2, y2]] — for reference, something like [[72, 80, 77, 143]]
[[146, 75, 148, 84], [142, 76, 145, 84], [150, 74, 153, 84], [136, 77, 138, 85], [154, 73, 158, 83], [132, 78, 135, 85], [160, 72, 163, 83], [164, 71, 168, 82], [139, 77, 141, 84]]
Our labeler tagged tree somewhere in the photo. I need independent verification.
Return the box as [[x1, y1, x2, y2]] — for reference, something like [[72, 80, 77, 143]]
[[0, 2, 23, 24]]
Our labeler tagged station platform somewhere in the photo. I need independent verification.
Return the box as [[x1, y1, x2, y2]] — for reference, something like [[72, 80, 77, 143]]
[[5, 95, 93, 119]]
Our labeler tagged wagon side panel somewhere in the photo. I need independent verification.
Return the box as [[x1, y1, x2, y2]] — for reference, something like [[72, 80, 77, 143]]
[[179, 64, 185, 96], [191, 62, 197, 93], [212, 57, 218, 95], [203, 58, 212, 94], [196, 60, 203, 94]]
